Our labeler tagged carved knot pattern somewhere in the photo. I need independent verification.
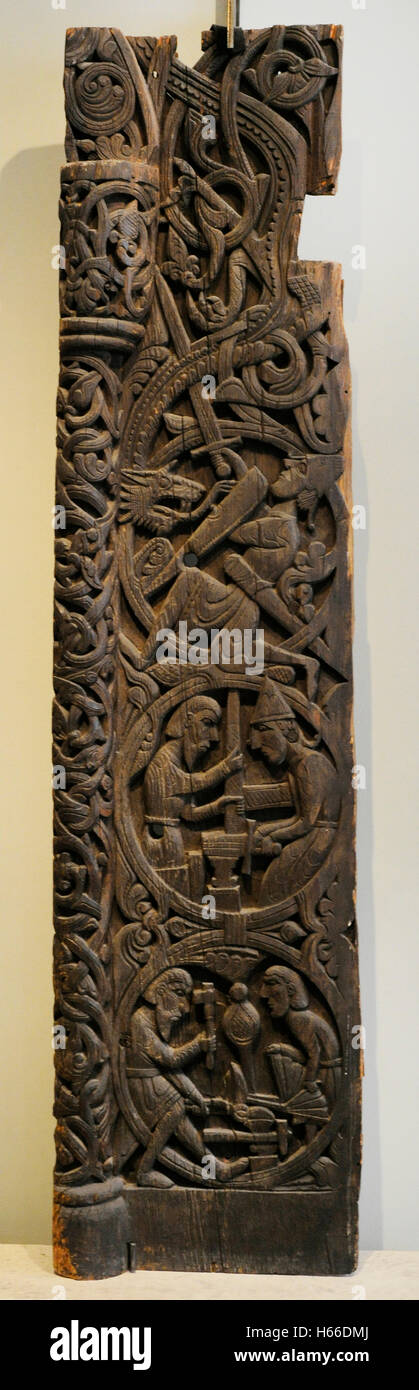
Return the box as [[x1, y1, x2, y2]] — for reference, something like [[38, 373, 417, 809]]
[[53, 357, 120, 1184]]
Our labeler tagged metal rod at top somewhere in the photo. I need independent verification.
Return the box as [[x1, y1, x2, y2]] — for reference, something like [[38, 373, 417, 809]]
[[227, 0, 235, 49]]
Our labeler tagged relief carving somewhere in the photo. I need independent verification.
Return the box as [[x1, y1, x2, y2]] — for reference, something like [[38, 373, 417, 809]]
[[54, 21, 360, 1278]]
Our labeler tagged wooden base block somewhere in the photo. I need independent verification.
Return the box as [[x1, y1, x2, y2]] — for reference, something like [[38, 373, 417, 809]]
[[126, 1187, 358, 1277]]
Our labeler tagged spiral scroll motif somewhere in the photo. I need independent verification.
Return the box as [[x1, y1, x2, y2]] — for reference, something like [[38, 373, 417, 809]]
[[65, 62, 136, 135]]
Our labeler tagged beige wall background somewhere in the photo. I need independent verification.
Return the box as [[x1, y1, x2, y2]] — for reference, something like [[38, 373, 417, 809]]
[[1, 0, 417, 1252]]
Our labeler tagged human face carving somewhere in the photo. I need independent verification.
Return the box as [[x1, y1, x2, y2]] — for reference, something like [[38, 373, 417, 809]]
[[185, 709, 220, 765], [248, 720, 287, 765], [261, 980, 289, 1017], [156, 980, 191, 1038]]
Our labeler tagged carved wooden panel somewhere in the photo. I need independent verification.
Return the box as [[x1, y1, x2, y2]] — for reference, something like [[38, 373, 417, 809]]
[[53, 22, 361, 1278]]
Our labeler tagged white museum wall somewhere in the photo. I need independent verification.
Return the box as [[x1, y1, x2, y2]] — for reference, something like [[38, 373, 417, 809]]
[[0, 0, 417, 1252]]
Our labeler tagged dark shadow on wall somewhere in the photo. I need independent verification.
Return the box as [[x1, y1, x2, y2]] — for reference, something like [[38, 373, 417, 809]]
[[300, 132, 382, 1249], [0, 144, 63, 1243], [215, 0, 228, 25], [0, 144, 63, 370], [351, 362, 382, 1252]]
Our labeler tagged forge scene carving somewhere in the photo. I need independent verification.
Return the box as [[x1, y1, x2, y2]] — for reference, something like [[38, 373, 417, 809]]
[[53, 22, 361, 1275]]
